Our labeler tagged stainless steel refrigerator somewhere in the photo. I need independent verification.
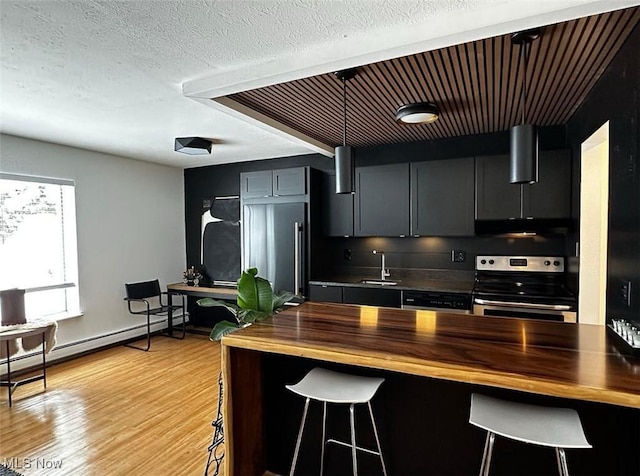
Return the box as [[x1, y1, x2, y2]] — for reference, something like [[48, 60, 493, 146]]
[[242, 202, 306, 295]]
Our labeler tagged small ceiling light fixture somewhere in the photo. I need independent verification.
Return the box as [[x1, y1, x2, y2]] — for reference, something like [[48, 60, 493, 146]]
[[174, 137, 212, 155], [395, 101, 440, 124], [510, 28, 541, 184], [334, 68, 357, 194]]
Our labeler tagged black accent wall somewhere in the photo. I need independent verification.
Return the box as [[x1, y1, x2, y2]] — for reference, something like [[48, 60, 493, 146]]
[[567, 23, 640, 323]]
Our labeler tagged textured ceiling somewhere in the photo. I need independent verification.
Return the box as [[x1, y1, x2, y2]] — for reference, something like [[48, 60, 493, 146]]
[[1, 1, 637, 168], [228, 7, 640, 148]]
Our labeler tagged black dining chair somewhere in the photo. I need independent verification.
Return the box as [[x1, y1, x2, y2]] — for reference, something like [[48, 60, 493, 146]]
[[123, 279, 186, 351]]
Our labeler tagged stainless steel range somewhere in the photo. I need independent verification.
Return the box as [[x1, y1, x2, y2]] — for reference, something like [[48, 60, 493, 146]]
[[472, 256, 577, 322]]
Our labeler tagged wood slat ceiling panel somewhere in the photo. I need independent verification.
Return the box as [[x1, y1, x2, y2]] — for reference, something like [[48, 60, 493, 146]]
[[229, 8, 639, 148]]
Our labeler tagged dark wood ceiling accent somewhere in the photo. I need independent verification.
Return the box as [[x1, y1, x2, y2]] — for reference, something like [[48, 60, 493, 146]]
[[228, 7, 639, 148]]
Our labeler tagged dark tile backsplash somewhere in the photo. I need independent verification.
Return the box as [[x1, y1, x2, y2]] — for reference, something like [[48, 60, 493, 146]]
[[316, 234, 567, 277]]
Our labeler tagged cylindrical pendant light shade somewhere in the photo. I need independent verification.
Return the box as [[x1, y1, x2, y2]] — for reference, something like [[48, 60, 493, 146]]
[[510, 124, 539, 184], [335, 145, 354, 194]]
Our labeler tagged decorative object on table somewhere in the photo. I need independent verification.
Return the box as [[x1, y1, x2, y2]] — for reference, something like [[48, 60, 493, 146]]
[[197, 267, 295, 341], [607, 319, 640, 357], [183, 267, 203, 287], [0, 288, 26, 326], [204, 372, 225, 476]]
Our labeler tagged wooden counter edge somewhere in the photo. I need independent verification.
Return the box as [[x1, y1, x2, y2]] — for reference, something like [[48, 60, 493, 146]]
[[222, 334, 640, 409]]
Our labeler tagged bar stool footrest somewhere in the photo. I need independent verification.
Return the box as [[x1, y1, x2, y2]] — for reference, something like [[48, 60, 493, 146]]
[[326, 438, 382, 456]]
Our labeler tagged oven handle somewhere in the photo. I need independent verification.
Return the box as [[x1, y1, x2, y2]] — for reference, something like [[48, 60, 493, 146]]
[[473, 298, 572, 311]]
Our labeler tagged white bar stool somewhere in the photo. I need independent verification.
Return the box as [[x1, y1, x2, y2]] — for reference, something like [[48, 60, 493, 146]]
[[469, 393, 592, 476], [286, 367, 387, 476]]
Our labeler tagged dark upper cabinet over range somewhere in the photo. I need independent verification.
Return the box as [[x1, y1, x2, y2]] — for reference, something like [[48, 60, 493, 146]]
[[355, 163, 410, 236], [475, 150, 571, 220], [241, 167, 307, 199], [411, 157, 475, 236]]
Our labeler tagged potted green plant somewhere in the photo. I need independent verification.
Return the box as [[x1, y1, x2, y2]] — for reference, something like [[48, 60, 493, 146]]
[[197, 267, 296, 341]]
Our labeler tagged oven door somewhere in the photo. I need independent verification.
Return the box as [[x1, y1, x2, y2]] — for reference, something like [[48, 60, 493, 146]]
[[473, 298, 577, 323]]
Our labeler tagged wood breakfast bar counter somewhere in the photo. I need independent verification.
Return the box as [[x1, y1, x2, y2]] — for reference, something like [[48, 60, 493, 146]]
[[221, 302, 640, 475]]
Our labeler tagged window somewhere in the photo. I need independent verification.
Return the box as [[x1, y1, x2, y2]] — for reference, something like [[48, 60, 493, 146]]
[[0, 173, 80, 319]]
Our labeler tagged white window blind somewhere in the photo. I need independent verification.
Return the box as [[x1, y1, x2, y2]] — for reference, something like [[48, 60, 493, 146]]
[[0, 173, 80, 319]]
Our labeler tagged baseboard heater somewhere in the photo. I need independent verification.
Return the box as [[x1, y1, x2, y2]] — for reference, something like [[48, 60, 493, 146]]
[[1, 315, 187, 367]]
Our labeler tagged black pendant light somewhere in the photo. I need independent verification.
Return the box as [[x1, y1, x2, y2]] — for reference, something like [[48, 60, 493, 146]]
[[510, 29, 541, 184], [334, 68, 356, 194]]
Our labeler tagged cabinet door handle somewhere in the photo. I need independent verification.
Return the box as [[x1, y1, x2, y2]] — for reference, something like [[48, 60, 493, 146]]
[[294, 222, 301, 294]]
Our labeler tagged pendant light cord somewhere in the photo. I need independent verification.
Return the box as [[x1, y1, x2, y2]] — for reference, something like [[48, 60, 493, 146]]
[[520, 39, 531, 125], [342, 77, 348, 146]]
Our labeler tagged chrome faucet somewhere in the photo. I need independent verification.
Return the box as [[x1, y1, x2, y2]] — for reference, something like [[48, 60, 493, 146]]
[[372, 250, 391, 281]]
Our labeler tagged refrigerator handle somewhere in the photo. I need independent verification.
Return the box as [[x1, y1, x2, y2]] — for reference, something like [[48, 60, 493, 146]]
[[294, 221, 301, 294]]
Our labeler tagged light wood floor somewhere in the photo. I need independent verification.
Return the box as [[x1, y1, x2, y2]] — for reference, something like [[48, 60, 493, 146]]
[[0, 333, 222, 475]]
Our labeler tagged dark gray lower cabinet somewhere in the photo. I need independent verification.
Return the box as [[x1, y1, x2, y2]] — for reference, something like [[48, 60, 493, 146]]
[[308, 284, 343, 303], [342, 287, 401, 308], [411, 157, 475, 236]]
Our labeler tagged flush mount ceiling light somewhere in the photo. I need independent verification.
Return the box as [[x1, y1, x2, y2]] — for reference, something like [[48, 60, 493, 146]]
[[174, 137, 212, 155], [395, 101, 440, 124], [334, 68, 357, 194], [510, 28, 541, 184]]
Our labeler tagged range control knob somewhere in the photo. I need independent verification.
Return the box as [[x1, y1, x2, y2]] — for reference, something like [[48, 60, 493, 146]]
[[488, 259, 495, 265], [544, 260, 551, 266], [553, 260, 561, 267], [480, 259, 487, 265]]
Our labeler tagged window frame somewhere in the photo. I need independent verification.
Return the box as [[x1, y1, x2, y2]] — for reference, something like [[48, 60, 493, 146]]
[[0, 172, 80, 320]]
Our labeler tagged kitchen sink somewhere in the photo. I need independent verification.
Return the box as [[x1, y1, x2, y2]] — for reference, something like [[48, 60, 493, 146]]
[[360, 280, 398, 286]]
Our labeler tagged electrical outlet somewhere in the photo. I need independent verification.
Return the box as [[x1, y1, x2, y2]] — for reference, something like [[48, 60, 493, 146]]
[[451, 250, 465, 262], [344, 248, 352, 261], [621, 280, 632, 307]]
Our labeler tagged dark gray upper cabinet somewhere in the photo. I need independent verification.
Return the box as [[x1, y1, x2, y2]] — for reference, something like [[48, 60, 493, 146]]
[[273, 167, 306, 196], [475, 150, 572, 220], [475, 154, 521, 220], [411, 157, 475, 236], [523, 149, 571, 219], [323, 173, 354, 236], [241, 167, 306, 199], [241, 170, 273, 199], [355, 163, 410, 236]]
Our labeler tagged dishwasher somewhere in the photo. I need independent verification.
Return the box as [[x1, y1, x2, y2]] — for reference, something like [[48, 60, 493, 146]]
[[401, 290, 472, 314]]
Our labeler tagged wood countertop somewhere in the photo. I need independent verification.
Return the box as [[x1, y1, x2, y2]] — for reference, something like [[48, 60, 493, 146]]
[[167, 283, 237, 299], [223, 302, 640, 409]]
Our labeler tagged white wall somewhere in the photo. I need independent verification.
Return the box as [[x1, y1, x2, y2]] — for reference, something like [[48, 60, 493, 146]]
[[578, 123, 609, 325], [1, 134, 186, 364]]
